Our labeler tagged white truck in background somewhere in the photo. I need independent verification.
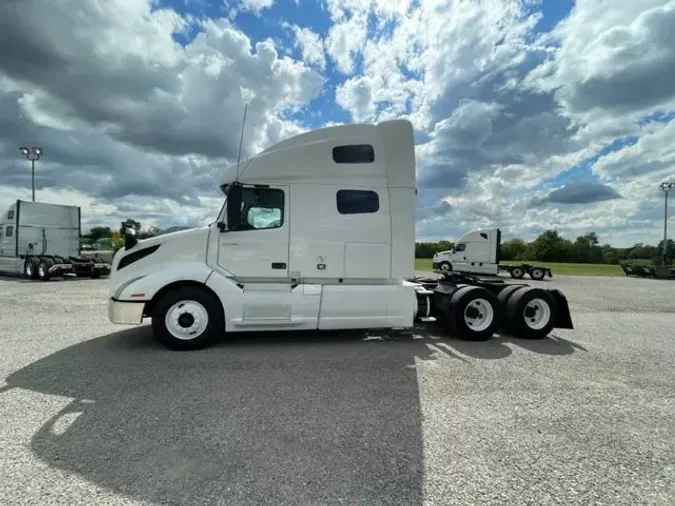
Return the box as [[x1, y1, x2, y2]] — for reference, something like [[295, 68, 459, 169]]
[[107, 119, 573, 350], [0, 200, 111, 280], [432, 228, 552, 280]]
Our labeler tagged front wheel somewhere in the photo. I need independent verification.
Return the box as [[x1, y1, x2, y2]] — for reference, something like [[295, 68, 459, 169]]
[[438, 261, 452, 272], [151, 286, 224, 350]]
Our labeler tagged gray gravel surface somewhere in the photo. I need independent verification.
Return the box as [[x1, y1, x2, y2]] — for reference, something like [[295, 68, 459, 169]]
[[0, 274, 674, 505]]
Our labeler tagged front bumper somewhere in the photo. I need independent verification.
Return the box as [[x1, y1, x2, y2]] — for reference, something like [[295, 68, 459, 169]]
[[432, 261, 440, 270], [108, 298, 145, 325]]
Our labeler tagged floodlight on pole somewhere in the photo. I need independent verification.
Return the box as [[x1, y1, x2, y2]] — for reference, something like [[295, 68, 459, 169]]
[[19, 146, 43, 202], [660, 181, 675, 263]]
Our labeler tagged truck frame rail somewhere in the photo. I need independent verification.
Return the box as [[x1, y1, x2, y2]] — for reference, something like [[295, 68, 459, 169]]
[[22, 254, 111, 281]]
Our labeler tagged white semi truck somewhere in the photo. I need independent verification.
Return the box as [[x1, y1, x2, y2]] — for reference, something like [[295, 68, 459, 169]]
[[432, 228, 552, 280], [0, 200, 111, 280], [107, 119, 573, 350]]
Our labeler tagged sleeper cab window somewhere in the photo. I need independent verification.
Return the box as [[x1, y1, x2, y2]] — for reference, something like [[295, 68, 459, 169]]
[[7, 210, 14, 220], [242, 187, 284, 230], [336, 189, 379, 215], [332, 144, 375, 164]]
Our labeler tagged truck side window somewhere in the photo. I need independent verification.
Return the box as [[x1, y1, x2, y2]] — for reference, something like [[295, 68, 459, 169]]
[[5, 226, 13, 237], [336, 189, 379, 214], [7, 210, 14, 220], [455, 243, 466, 252], [332, 144, 375, 164], [240, 187, 284, 230]]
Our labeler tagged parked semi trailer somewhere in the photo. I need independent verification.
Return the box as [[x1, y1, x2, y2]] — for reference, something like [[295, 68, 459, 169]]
[[107, 119, 573, 350], [432, 228, 552, 280], [0, 200, 111, 280]]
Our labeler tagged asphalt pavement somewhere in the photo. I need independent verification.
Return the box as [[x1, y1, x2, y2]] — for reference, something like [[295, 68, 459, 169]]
[[0, 274, 674, 505]]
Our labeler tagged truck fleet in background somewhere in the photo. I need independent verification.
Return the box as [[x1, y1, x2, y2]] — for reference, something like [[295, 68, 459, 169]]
[[0, 200, 111, 280]]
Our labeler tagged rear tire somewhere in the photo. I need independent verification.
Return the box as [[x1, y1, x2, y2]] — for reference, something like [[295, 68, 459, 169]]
[[497, 284, 524, 329], [506, 287, 556, 339], [152, 286, 224, 350], [448, 286, 500, 341], [529, 267, 545, 280], [24, 257, 39, 280], [37, 258, 54, 281], [510, 266, 525, 279]]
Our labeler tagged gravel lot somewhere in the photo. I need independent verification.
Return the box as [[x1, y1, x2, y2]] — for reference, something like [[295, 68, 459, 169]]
[[0, 274, 674, 505]]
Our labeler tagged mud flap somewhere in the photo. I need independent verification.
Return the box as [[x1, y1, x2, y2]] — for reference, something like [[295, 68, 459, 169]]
[[549, 289, 573, 329]]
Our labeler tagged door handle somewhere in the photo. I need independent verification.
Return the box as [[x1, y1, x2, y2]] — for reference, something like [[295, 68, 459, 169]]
[[222, 243, 238, 246], [271, 262, 287, 269]]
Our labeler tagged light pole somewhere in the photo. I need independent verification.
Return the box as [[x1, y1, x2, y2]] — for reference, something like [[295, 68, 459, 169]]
[[19, 146, 43, 202], [661, 182, 675, 263]]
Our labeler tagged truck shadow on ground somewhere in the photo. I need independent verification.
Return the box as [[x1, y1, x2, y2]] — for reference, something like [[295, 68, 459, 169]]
[[3, 326, 583, 505], [412, 323, 585, 360], [6, 327, 431, 505]]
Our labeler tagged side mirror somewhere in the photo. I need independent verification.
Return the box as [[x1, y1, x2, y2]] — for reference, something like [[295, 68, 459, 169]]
[[226, 183, 243, 232], [124, 226, 138, 249]]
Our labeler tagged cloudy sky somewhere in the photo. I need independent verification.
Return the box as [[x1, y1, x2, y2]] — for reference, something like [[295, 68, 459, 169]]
[[0, 0, 674, 246]]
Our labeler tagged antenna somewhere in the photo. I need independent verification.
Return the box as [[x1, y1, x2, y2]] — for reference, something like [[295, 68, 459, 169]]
[[235, 102, 248, 182]]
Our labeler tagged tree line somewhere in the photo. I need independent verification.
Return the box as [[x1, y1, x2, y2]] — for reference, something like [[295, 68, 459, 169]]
[[416, 230, 675, 265]]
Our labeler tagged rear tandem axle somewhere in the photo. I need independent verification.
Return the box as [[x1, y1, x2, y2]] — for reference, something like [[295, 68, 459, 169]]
[[410, 272, 573, 341]]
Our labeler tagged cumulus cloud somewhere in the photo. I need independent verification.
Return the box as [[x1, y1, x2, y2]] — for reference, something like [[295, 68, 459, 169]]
[[527, 0, 675, 118], [286, 24, 326, 70], [334, 0, 675, 245], [0, 0, 674, 246], [545, 181, 621, 205], [0, 0, 323, 217], [238, 0, 276, 14]]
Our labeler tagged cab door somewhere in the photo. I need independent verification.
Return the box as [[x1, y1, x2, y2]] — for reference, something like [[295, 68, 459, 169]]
[[0, 224, 14, 257], [450, 242, 470, 270], [217, 185, 290, 280]]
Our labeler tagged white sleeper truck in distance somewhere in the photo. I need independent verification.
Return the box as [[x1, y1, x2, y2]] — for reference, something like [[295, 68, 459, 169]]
[[0, 200, 111, 280], [107, 119, 573, 350], [432, 228, 553, 280]]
